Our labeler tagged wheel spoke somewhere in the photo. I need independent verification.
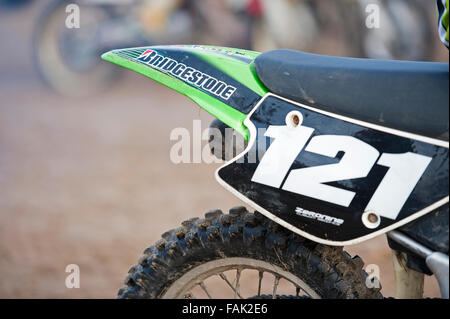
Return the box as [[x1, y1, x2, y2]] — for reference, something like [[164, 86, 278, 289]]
[[219, 272, 243, 299], [199, 282, 212, 299], [272, 275, 280, 299], [234, 269, 242, 299], [162, 258, 321, 299], [257, 271, 263, 297]]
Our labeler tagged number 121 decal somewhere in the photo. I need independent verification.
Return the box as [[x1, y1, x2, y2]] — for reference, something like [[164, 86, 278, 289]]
[[251, 117, 432, 221], [217, 95, 448, 243]]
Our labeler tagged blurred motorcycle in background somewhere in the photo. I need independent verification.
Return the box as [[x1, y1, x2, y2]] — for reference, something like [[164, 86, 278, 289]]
[[31, 0, 434, 96], [32, 0, 253, 96], [249, 0, 432, 60], [0, 0, 32, 9]]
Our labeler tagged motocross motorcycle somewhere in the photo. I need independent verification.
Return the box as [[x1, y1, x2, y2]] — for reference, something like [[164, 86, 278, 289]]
[[102, 45, 448, 299], [33, 0, 253, 96]]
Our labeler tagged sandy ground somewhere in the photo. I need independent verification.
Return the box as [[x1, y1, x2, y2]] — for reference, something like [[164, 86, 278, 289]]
[[0, 0, 445, 299]]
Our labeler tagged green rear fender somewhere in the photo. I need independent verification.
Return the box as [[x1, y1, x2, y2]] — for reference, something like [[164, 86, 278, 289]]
[[101, 45, 268, 139]]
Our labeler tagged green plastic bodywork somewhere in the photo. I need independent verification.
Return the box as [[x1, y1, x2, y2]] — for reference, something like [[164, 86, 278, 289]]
[[101, 45, 268, 140]]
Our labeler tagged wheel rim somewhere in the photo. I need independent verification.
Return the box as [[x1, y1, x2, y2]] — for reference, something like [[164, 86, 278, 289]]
[[162, 257, 321, 299]]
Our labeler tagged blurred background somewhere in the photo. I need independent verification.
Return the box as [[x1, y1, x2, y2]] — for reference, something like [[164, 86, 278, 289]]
[[0, 0, 448, 298]]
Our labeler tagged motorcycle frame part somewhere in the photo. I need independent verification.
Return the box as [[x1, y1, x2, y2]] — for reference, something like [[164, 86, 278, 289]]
[[215, 93, 449, 246], [426, 252, 450, 299], [388, 230, 449, 298], [392, 250, 424, 299]]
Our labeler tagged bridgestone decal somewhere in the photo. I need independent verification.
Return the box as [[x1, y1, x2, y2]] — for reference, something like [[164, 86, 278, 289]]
[[137, 50, 237, 100]]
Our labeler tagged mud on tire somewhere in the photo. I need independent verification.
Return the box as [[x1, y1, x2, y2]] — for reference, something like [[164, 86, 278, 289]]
[[118, 206, 382, 299]]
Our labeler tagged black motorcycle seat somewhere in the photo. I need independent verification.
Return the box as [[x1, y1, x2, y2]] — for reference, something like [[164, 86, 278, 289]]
[[254, 50, 449, 141]]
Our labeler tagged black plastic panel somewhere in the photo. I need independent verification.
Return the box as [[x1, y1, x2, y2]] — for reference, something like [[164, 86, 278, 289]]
[[217, 95, 449, 243]]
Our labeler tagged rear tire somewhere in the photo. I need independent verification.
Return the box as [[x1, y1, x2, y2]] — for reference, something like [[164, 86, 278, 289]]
[[118, 206, 382, 299]]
